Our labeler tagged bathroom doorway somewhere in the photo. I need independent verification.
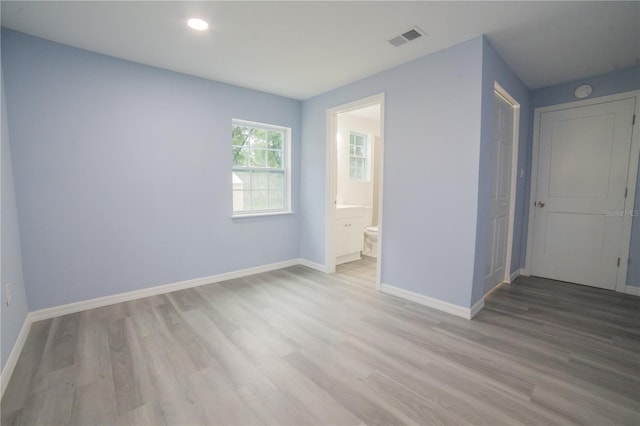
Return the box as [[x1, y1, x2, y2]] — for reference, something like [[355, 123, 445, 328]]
[[325, 94, 384, 290]]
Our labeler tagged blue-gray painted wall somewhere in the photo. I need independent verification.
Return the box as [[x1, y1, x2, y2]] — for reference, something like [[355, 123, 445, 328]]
[[532, 66, 640, 108], [472, 38, 531, 303], [529, 65, 640, 286], [3, 24, 637, 371], [1, 64, 30, 370], [301, 37, 484, 308], [1, 29, 301, 310]]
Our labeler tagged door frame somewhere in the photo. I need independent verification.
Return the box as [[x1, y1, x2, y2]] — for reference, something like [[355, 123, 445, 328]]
[[325, 93, 385, 290], [493, 82, 521, 286], [524, 90, 640, 294]]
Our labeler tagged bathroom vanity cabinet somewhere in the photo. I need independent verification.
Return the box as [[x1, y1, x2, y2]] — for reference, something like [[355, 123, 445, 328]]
[[335, 206, 365, 265]]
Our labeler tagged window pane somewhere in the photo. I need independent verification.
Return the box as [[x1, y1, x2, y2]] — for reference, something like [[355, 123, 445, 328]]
[[232, 121, 289, 213], [269, 171, 284, 190], [252, 190, 268, 210], [349, 132, 368, 181], [233, 147, 249, 166], [233, 171, 251, 188], [268, 131, 283, 149], [252, 129, 268, 148], [252, 171, 269, 189], [269, 190, 284, 209], [232, 189, 243, 211], [267, 149, 282, 168], [242, 190, 252, 211], [252, 149, 267, 167], [351, 167, 362, 180], [232, 126, 250, 147]]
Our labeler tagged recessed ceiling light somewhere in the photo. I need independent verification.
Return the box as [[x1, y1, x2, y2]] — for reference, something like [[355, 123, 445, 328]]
[[188, 18, 209, 31]]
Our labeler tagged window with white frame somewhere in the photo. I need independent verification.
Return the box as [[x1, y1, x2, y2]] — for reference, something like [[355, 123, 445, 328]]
[[232, 120, 290, 215], [349, 131, 368, 181]]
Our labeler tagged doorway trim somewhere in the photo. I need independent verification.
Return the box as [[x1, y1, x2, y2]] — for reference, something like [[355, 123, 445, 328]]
[[325, 93, 385, 290], [494, 82, 521, 286], [524, 90, 640, 294]]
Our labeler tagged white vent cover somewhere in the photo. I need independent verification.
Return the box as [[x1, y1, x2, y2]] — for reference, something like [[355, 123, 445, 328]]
[[388, 27, 426, 47]]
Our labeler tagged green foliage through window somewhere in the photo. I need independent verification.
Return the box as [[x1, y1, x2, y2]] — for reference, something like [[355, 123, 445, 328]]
[[232, 121, 289, 213]]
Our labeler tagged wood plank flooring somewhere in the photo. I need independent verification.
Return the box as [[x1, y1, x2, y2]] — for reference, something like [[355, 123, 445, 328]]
[[2, 258, 639, 425]]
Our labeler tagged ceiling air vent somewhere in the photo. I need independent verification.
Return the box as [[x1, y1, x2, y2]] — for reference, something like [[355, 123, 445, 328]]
[[388, 27, 426, 47]]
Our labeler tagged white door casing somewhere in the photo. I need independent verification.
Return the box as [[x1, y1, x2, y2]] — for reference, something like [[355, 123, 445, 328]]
[[485, 90, 516, 293], [325, 93, 385, 289], [529, 97, 637, 290]]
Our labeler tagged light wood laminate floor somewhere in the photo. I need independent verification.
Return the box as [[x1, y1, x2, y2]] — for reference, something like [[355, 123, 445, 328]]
[[2, 258, 639, 425]]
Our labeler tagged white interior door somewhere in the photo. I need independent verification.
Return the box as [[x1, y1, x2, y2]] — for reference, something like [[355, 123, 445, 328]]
[[485, 92, 514, 292], [531, 98, 636, 289]]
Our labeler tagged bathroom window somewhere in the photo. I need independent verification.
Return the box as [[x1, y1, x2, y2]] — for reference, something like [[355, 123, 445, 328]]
[[232, 120, 291, 216], [349, 131, 368, 181]]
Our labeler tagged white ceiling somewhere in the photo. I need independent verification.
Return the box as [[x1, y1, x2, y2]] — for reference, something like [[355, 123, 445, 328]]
[[343, 104, 381, 121], [1, 1, 638, 100]]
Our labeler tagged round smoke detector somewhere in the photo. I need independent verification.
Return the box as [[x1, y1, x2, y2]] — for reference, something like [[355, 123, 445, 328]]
[[574, 84, 592, 99]]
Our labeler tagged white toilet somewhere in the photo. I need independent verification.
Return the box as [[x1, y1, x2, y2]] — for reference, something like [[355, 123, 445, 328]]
[[363, 226, 378, 258]]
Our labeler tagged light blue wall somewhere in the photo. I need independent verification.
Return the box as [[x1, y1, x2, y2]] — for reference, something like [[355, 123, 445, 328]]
[[530, 65, 640, 287], [473, 38, 531, 302], [532, 66, 640, 109], [1, 29, 301, 310], [301, 37, 484, 308], [5, 24, 634, 327], [1, 64, 30, 370]]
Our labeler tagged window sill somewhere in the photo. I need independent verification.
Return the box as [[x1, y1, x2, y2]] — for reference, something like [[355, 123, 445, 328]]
[[232, 211, 295, 219]]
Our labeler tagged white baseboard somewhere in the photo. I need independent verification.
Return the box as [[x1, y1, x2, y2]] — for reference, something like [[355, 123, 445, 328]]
[[3, 258, 492, 398], [336, 252, 361, 265], [29, 259, 300, 322], [1, 313, 33, 398], [519, 268, 529, 277], [624, 285, 640, 296], [470, 298, 485, 318], [379, 283, 483, 319], [2, 259, 305, 398], [508, 269, 520, 283], [296, 258, 329, 273], [513, 268, 639, 297]]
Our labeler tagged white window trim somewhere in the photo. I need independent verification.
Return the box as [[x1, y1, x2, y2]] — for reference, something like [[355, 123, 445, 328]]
[[232, 211, 295, 219], [232, 119, 292, 217]]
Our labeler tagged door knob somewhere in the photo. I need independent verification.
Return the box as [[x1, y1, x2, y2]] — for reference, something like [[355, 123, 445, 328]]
[[536, 201, 545, 207]]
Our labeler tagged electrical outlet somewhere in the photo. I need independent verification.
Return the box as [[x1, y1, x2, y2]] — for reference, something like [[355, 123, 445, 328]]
[[5, 283, 12, 306]]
